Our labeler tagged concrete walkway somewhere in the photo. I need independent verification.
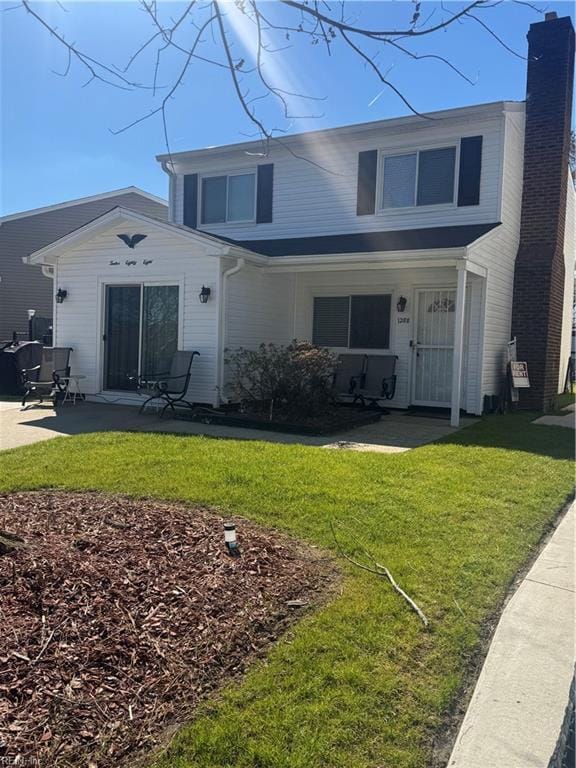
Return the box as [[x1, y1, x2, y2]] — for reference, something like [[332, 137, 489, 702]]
[[533, 402, 575, 430], [0, 399, 472, 453], [448, 503, 575, 768]]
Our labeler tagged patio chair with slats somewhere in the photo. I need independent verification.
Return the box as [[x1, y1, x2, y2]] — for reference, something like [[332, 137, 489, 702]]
[[333, 354, 366, 404], [355, 355, 398, 409], [137, 350, 199, 417]]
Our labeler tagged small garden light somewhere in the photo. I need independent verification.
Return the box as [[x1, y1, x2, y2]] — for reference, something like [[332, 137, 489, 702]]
[[199, 285, 211, 304], [224, 522, 240, 556]]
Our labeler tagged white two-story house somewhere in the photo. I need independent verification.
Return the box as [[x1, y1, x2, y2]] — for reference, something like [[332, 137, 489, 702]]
[[25, 13, 575, 424]]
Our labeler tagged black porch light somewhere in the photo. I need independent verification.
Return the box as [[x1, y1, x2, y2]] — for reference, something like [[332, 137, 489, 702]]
[[199, 285, 211, 304], [56, 288, 68, 304], [396, 296, 407, 313]]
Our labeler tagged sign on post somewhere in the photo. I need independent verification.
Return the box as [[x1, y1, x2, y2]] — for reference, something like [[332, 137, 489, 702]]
[[510, 361, 530, 388]]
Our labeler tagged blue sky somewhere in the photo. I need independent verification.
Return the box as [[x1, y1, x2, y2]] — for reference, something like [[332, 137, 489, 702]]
[[1, 0, 574, 215]]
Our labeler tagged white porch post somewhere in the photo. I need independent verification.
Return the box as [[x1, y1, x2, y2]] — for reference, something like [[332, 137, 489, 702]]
[[451, 264, 468, 427]]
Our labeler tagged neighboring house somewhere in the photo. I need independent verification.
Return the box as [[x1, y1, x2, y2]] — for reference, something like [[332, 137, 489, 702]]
[[25, 14, 575, 424], [0, 188, 167, 341]]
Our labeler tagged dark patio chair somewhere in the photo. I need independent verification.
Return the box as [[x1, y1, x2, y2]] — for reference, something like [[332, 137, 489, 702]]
[[137, 350, 199, 417], [355, 355, 398, 409], [333, 354, 366, 403], [21, 347, 72, 407]]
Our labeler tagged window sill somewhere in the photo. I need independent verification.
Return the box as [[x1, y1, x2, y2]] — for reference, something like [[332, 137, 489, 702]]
[[376, 202, 457, 215]]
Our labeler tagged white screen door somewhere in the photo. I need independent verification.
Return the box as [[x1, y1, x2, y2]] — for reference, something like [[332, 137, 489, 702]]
[[412, 289, 456, 407]]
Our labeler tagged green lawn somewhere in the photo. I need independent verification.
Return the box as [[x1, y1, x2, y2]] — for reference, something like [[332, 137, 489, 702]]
[[0, 414, 573, 768]]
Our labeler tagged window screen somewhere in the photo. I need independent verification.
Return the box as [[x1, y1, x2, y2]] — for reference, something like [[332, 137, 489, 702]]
[[312, 296, 350, 346], [416, 147, 456, 206], [350, 295, 391, 349], [227, 173, 256, 221], [313, 294, 392, 349], [382, 153, 417, 208], [201, 176, 227, 224]]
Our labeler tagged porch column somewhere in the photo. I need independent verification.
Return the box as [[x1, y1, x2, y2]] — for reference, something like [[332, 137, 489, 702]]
[[451, 264, 468, 427]]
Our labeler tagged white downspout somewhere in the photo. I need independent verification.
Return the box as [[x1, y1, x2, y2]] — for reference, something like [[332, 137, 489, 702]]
[[217, 257, 246, 404], [40, 263, 57, 343], [160, 160, 176, 222]]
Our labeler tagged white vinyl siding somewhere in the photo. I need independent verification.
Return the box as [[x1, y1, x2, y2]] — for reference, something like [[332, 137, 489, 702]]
[[53, 220, 221, 406], [293, 267, 482, 413], [468, 108, 526, 407], [170, 105, 510, 237], [223, 264, 295, 398], [560, 170, 575, 391]]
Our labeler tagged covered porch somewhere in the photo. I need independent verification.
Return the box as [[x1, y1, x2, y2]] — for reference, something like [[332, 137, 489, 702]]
[[251, 253, 487, 426]]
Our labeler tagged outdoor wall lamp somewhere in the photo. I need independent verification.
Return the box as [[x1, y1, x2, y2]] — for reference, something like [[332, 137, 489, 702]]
[[224, 522, 240, 557], [199, 285, 211, 304], [56, 288, 68, 304], [396, 296, 407, 313]]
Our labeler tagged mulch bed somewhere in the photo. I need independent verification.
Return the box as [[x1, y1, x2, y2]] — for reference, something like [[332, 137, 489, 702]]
[[181, 406, 382, 435], [0, 492, 337, 767]]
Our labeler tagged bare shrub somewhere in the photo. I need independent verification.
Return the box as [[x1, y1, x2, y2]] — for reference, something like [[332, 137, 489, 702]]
[[225, 340, 338, 417]]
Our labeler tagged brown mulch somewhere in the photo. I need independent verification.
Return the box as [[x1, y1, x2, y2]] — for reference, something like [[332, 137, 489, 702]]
[[0, 492, 337, 767]]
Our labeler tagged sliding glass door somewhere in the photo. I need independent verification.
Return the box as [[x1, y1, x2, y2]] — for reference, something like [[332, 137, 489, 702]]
[[104, 284, 179, 391]]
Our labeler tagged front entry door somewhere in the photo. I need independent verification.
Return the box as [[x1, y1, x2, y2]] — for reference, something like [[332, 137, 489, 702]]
[[412, 289, 456, 407], [104, 284, 179, 391]]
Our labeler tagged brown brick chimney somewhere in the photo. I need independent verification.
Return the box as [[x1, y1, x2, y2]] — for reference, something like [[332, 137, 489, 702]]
[[511, 13, 575, 411]]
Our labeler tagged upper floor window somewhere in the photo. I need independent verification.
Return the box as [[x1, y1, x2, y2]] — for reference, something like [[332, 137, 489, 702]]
[[201, 172, 256, 224], [381, 146, 456, 209]]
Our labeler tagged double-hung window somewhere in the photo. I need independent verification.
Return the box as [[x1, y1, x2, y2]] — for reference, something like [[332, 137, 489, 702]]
[[313, 294, 392, 349], [201, 172, 256, 224], [381, 146, 456, 209]]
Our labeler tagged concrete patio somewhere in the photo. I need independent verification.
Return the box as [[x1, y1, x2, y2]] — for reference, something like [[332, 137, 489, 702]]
[[0, 399, 474, 453]]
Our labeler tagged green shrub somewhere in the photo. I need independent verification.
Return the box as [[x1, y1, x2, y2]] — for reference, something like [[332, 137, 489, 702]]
[[225, 341, 338, 417]]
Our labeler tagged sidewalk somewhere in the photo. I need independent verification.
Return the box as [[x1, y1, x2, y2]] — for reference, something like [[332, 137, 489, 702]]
[[0, 400, 471, 453], [448, 503, 575, 768], [533, 402, 575, 430]]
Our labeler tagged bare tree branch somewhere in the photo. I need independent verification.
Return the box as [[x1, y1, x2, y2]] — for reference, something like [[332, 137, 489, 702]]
[[12, 0, 538, 169]]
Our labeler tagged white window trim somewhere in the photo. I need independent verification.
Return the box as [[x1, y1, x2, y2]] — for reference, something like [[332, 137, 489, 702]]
[[98, 278, 184, 394], [378, 142, 461, 213], [199, 169, 257, 225], [312, 292, 394, 352]]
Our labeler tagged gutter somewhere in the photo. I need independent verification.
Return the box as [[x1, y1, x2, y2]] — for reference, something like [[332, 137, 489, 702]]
[[160, 160, 176, 222], [217, 257, 246, 404]]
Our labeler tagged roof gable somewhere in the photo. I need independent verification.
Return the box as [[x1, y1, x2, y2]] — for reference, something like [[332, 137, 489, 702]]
[[0, 187, 166, 223], [25, 207, 256, 264]]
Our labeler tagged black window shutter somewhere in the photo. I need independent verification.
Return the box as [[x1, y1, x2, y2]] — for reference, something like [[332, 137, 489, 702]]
[[183, 174, 198, 228], [356, 150, 378, 216], [457, 136, 483, 207], [256, 164, 274, 223]]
